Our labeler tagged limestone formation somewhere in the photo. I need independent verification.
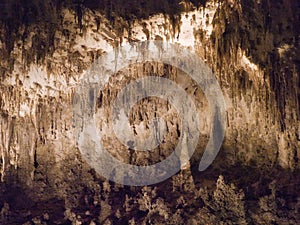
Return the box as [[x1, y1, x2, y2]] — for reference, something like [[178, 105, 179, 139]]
[[0, 0, 299, 224]]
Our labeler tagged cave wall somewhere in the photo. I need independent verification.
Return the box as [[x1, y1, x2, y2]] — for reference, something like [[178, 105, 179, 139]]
[[0, 0, 299, 224]]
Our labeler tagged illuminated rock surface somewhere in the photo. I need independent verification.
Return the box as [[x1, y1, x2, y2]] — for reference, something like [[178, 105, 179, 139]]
[[0, 0, 299, 224]]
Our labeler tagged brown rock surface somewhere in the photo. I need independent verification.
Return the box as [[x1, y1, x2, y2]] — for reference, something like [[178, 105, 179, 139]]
[[0, 0, 299, 224]]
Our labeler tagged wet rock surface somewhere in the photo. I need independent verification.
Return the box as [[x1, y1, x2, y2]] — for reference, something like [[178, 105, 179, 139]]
[[0, 0, 299, 224]]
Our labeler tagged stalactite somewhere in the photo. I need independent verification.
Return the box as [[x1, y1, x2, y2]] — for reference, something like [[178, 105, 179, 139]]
[[0, 0, 298, 223]]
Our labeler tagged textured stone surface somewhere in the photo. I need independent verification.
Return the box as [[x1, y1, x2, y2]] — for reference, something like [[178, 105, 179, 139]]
[[0, 0, 299, 224]]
